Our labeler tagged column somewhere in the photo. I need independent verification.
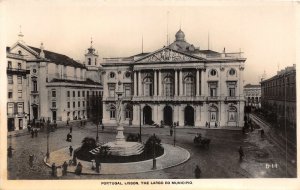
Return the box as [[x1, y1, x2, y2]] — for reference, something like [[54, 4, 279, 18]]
[[195, 105, 201, 127], [179, 70, 183, 96], [138, 71, 142, 96], [174, 70, 178, 96], [179, 105, 184, 126], [134, 71, 137, 96], [158, 70, 162, 96], [196, 69, 200, 96], [201, 69, 205, 96], [154, 70, 157, 96]]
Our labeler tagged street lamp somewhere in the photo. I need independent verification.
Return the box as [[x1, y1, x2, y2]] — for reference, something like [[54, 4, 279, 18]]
[[46, 118, 50, 159]]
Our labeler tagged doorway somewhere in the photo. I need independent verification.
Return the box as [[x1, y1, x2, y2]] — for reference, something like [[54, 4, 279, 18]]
[[163, 105, 173, 126], [143, 105, 152, 125], [184, 106, 195, 126]]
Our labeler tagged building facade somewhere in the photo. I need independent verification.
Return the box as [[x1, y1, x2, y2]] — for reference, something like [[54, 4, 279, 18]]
[[102, 30, 246, 128], [6, 33, 103, 131], [261, 65, 296, 128], [244, 84, 261, 108]]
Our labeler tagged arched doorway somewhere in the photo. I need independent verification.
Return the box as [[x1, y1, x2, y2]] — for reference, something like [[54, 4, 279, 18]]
[[143, 105, 152, 125], [163, 106, 173, 126], [184, 106, 194, 126]]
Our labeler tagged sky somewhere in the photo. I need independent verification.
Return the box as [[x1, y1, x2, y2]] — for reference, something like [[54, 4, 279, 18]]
[[2, 0, 298, 84]]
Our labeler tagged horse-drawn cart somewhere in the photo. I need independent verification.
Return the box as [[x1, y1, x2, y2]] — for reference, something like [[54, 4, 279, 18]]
[[193, 134, 211, 149]]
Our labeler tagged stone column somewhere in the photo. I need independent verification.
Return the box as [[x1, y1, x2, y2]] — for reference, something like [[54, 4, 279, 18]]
[[158, 70, 162, 96], [179, 104, 184, 126], [174, 70, 178, 96], [201, 69, 205, 96], [196, 69, 200, 96], [154, 70, 157, 96], [138, 71, 142, 96], [153, 104, 157, 123], [134, 71, 137, 96], [195, 105, 201, 127], [179, 70, 183, 96]]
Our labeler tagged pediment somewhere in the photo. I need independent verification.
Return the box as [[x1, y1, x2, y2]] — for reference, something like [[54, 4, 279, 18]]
[[9, 42, 39, 60], [135, 47, 205, 63]]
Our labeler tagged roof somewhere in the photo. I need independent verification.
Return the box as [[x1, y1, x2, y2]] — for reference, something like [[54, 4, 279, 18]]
[[50, 78, 102, 86], [29, 46, 86, 69], [244, 84, 261, 88]]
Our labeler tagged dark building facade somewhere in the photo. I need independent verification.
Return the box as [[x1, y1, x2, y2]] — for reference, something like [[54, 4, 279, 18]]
[[261, 65, 296, 128]]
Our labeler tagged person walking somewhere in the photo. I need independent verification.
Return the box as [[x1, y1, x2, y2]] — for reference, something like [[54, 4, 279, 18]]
[[34, 129, 38, 137], [31, 130, 34, 138], [29, 154, 34, 167], [170, 127, 173, 136], [51, 163, 57, 177], [72, 156, 77, 166], [194, 165, 201, 178], [69, 126, 72, 133], [66, 133, 72, 142], [75, 162, 82, 175], [62, 161, 68, 176], [69, 146, 73, 157], [215, 122, 218, 128], [7, 145, 14, 158], [239, 146, 244, 161]]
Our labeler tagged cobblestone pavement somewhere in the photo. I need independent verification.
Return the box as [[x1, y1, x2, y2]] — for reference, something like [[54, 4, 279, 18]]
[[7, 121, 297, 179]]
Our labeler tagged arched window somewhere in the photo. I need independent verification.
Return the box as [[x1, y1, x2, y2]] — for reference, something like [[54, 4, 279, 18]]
[[184, 75, 195, 96], [143, 77, 153, 96], [125, 104, 132, 120], [32, 80, 37, 92], [228, 106, 237, 122], [164, 76, 174, 96], [109, 105, 116, 119], [88, 58, 91, 65]]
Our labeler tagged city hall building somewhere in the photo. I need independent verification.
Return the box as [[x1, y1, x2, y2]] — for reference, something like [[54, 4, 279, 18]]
[[101, 30, 246, 128]]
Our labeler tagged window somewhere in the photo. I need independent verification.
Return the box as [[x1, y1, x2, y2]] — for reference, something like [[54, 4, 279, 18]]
[[210, 88, 217, 97], [33, 69, 37, 73], [229, 88, 235, 97], [8, 75, 13, 84], [78, 91, 80, 97], [109, 84, 116, 97], [18, 50, 22, 55], [110, 72, 115, 78], [18, 63, 22, 69], [125, 72, 131, 78], [83, 101, 85, 107], [8, 61, 12, 69], [52, 90, 56, 97], [209, 82, 218, 97], [143, 77, 153, 96], [7, 103, 14, 114], [18, 90, 22, 98], [8, 91, 13, 99], [125, 105, 132, 120], [227, 82, 236, 97], [17, 103, 23, 114], [110, 105, 116, 119], [67, 91, 70, 97], [88, 58, 91, 65], [184, 76, 195, 96], [17, 76, 22, 84], [33, 80, 37, 91], [210, 69, 217, 76], [67, 102, 70, 108], [229, 69, 236, 76], [78, 101, 80, 107], [73, 102, 75, 108], [82, 91, 85, 97], [73, 91, 75, 97], [164, 76, 174, 96], [125, 86, 131, 97], [52, 102, 56, 108]]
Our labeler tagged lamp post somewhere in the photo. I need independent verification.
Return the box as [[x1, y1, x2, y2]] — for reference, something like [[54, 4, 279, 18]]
[[46, 118, 50, 159], [173, 122, 178, 146], [139, 103, 142, 142]]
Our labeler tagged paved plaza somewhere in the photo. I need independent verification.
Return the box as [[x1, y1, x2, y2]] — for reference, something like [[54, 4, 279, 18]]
[[7, 121, 297, 179]]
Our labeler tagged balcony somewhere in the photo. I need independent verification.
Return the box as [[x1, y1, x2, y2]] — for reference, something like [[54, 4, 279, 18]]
[[207, 96, 219, 101], [225, 96, 239, 101], [132, 95, 206, 102], [7, 68, 30, 76], [31, 90, 39, 95]]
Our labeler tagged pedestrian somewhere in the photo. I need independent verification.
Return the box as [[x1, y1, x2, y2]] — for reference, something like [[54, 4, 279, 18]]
[[62, 161, 68, 176], [194, 165, 201, 178], [68, 159, 73, 166], [238, 146, 244, 161], [31, 130, 34, 138], [69, 146, 73, 156], [66, 133, 72, 142], [34, 129, 38, 137], [75, 162, 82, 175], [101, 122, 104, 131], [70, 126, 72, 133], [205, 121, 208, 128], [66, 119, 69, 126], [72, 156, 77, 166], [7, 145, 14, 158], [27, 125, 31, 133], [170, 127, 173, 136], [215, 122, 218, 128], [261, 129, 265, 138], [51, 163, 57, 177], [95, 157, 101, 173], [29, 154, 34, 167]]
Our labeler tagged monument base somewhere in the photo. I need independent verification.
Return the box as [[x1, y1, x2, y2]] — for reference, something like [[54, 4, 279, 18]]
[[103, 141, 144, 156]]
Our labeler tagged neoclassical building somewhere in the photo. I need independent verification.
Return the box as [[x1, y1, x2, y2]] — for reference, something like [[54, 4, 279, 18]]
[[244, 84, 261, 108], [6, 33, 102, 131], [102, 30, 246, 128]]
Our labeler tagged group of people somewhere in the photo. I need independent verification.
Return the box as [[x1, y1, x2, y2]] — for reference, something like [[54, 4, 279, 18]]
[[205, 121, 218, 128]]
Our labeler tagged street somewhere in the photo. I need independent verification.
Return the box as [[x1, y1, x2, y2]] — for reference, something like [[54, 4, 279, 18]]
[[7, 120, 297, 179]]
